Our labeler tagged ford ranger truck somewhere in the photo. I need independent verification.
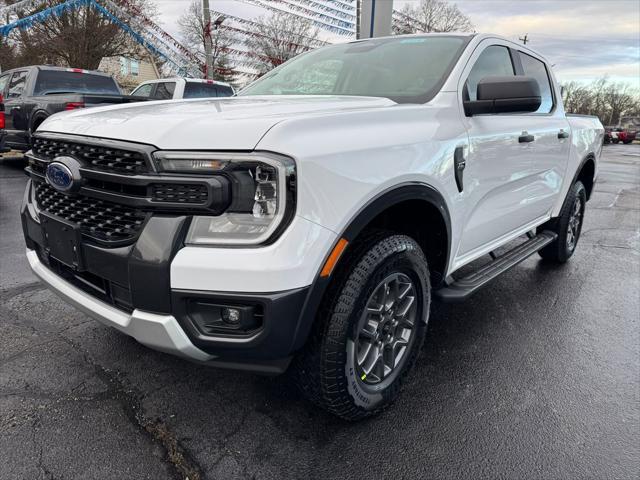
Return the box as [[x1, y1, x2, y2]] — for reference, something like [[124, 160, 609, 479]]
[[21, 34, 603, 420]]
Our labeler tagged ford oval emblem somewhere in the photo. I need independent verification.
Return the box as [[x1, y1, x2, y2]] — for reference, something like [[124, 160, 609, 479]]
[[46, 161, 75, 192]]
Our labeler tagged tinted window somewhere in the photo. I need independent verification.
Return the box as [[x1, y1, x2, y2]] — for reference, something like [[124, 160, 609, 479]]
[[0, 74, 10, 96], [7, 71, 27, 98], [240, 36, 468, 104], [183, 82, 220, 98], [216, 85, 234, 97], [33, 70, 120, 95], [131, 83, 153, 97], [519, 52, 553, 113], [466, 46, 514, 101], [154, 82, 176, 100]]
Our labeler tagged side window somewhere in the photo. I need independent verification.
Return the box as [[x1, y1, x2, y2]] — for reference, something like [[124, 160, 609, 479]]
[[519, 52, 553, 113], [154, 82, 175, 100], [7, 71, 28, 99], [465, 46, 514, 101], [132, 83, 153, 97], [0, 74, 10, 97]]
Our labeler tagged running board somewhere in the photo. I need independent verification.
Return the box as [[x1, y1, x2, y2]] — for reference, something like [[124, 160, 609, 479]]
[[435, 231, 558, 303]]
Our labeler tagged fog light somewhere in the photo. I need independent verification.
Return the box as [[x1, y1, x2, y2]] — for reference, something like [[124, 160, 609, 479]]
[[222, 307, 241, 325]]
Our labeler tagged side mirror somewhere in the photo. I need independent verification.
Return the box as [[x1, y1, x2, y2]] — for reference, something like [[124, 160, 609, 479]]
[[464, 76, 541, 116]]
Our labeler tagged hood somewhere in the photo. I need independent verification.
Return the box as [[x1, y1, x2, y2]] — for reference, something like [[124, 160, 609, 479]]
[[38, 95, 396, 150]]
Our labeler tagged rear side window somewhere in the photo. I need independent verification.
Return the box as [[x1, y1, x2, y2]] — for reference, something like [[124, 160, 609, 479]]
[[466, 46, 515, 101], [184, 82, 221, 98], [519, 52, 554, 113], [132, 83, 153, 97], [0, 74, 10, 97], [33, 70, 120, 95], [154, 82, 175, 100], [7, 71, 28, 98]]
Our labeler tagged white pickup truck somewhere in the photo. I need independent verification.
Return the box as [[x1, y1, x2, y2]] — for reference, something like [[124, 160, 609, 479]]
[[22, 33, 603, 420]]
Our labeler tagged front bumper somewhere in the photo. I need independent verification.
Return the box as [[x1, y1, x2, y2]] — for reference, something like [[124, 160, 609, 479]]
[[21, 178, 334, 373], [27, 248, 212, 362]]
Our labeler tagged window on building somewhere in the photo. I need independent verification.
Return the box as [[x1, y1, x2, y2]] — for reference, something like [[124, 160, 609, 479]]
[[119, 57, 128, 76], [130, 60, 140, 77]]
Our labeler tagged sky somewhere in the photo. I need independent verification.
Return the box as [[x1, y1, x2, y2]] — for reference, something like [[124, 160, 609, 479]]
[[154, 0, 640, 87]]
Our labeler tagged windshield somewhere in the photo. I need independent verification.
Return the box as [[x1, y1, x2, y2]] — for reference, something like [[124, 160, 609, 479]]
[[239, 36, 469, 104], [34, 70, 120, 95]]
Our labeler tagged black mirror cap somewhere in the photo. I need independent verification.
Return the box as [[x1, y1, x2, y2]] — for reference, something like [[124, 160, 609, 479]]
[[464, 76, 542, 116]]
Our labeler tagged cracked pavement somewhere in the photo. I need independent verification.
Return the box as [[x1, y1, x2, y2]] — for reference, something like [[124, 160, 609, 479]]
[[1, 144, 639, 479]]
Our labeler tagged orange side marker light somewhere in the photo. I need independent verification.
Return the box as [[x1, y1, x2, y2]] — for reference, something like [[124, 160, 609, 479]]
[[320, 238, 349, 278]]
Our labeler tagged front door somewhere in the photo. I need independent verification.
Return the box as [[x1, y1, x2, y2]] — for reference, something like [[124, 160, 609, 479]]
[[455, 42, 567, 262], [456, 43, 536, 260]]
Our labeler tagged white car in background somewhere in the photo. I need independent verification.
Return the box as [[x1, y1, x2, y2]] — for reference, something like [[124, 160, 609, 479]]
[[131, 77, 234, 100]]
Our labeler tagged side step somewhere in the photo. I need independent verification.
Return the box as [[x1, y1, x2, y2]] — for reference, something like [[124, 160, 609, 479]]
[[435, 231, 558, 303]]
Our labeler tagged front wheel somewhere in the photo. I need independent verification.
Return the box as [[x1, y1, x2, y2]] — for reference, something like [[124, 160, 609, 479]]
[[292, 232, 430, 420], [538, 181, 587, 263]]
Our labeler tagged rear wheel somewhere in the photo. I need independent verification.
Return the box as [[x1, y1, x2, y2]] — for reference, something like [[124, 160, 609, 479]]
[[292, 232, 430, 420], [538, 181, 586, 263]]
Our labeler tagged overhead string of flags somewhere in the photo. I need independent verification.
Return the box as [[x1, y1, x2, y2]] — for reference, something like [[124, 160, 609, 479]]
[[0, 0, 368, 78]]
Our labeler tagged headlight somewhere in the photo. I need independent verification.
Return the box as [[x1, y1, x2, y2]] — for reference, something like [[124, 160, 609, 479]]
[[153, 151, 295, 246]]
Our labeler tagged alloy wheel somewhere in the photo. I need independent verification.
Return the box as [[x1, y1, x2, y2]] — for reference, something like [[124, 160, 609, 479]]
[[566, 196, 583, 252], [355, 273, 418, 386]]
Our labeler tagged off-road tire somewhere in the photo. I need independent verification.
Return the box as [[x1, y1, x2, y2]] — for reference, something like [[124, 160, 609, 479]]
[[291, 231, 430, 421], [538, 181, 587, 263]]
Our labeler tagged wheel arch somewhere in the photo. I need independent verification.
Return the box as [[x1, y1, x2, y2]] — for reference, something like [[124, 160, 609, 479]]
[[30, 110, 49, 133], [574, 153, 596, 201], [291, 183, 451, 351]]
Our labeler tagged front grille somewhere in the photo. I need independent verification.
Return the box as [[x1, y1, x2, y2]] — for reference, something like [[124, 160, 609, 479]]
[[32, 137, 148, 175], [151, 183, 209, 204], [35, 182, 147, 244]]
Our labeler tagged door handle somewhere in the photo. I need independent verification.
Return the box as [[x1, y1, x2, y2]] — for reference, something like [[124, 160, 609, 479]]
[[519, 133, 535, 143], [558, 130, 569, 139]]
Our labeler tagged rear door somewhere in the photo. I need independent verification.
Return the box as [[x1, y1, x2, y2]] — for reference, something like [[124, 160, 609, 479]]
[[516, 50, 570, 217], [3, 70, 29, 147]]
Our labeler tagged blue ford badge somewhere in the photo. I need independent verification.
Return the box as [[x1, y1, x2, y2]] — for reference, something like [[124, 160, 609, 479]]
[[46, 161, 75, 192]]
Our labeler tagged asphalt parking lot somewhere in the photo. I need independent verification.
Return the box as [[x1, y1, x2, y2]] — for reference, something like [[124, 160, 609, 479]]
[[1, 144, 639, 480]]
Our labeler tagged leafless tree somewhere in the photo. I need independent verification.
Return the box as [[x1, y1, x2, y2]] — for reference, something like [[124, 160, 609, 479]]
[[243, 11, 320, 76], [561, 77, 639, 125], [177, 0, 236, 81], [393, 0, 474, 35], [2, 0, 159, 70]]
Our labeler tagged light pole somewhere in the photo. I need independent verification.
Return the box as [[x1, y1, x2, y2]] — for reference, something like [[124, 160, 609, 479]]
[[202, 0, 225, 80], [202, 0, 213, 79]]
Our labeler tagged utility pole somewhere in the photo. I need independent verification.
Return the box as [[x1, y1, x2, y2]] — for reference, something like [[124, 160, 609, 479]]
[[519, 34, 529, 45], [356, 0, 361, 39], [202, 0, 213, 79]]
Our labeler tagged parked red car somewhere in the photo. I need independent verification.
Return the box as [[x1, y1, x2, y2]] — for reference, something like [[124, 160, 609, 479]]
[[608, 127, 636, 144]]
